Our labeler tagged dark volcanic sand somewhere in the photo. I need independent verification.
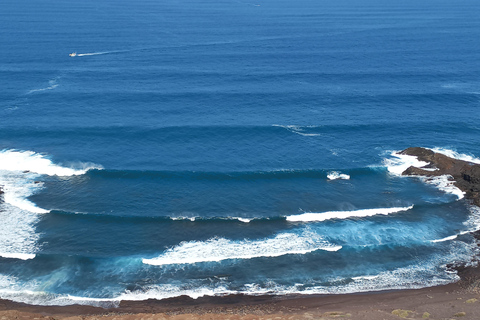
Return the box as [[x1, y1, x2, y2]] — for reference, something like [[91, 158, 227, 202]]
[[1, 273, 480, 320]]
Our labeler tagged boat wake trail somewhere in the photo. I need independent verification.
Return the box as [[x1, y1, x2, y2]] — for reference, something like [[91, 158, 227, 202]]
[[70, 50, 126, 57], [27, 78, 59, 95], [77, 52, 110, 57]]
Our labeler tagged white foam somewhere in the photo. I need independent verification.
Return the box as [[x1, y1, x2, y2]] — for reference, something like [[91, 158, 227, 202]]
[[327, 171, 350, 180], [0, 290, 118, 308], [310, 264, 459, 294], [0, 252, 36, 260], [0, 149, 101, 214], [77, 51, 111, 57], [430, 147, 480, 164], [0, 150, 101, 176], [385, 149, 480, 176], [117, 284, 236, 302], [172, 216, 253, 223], [0, 242, 474, 307], [0, 283, 235, 307], [143, 231, 341, 266], [0, 172, 48, 214], [384, 151, 430, 176], [384, 150, 465, 200], [0, 149, 102, 261], [239, 258, 463, 296], [172, 216, 196, 222], [286, 206, 413, 222], [0, 185, 42, 257], [0, 274, 235, 307], [421, 175, 465, 200], [272, 125, 321, 137], [431, 235, 458, 243], [463, 206, 480, 233], [352, 275, 379, 281]]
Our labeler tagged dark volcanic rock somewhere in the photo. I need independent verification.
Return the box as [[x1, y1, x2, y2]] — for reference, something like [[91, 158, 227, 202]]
[[400, 147, 480, 206]]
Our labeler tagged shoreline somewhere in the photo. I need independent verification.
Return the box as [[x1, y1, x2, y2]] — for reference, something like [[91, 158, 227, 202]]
[[0, 270, 479, 319], [2, 148, 480, 319], [1, 244, 479, 319]]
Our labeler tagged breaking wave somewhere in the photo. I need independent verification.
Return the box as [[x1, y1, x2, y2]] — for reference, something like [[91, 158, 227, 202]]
[[2, 241, 471, 307], [384, 149, 466, 200], [0, 149, 101, 259], [383, 151, 430, 176], [286, 206, 414, 222], [0, 150, 102, 177], [0, 252, 36, 260], [431, 147, 480, 164], [430, 235, 458, 243], [327, 171, 350, 180], [143, 231, 341, 266]]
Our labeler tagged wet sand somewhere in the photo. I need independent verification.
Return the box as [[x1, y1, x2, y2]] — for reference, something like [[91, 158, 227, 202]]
[[1, 264, 479, 320]]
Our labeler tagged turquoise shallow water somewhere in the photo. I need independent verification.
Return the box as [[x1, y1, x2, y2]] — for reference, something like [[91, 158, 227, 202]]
[[0, 0, 480, 306]]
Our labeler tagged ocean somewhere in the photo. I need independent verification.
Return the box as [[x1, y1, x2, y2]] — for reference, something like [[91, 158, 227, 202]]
[[1, 0, 480, 307]]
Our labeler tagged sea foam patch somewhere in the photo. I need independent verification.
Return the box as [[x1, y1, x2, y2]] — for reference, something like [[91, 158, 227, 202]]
[[421, 175, 465, 200], [0, 252, 36, 260], [430, 235, 458, 243], [0, 149, 102, 259], [431, 148, 480, 164], [0, 240, 474, 307], [0, 179, 43, 258], [0, 150, 102, 214], [143, 231, 341, 266], [384, 152, 430, 176], [117, 284, 236, 302], [327, 171, 350, 180], [0, 150, 102, 177], [384, 150, 465, 200], [286, 206, 413, 222]]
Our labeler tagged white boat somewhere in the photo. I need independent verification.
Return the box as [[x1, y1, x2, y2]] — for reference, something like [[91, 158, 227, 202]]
[[69, 52, 77, 57]]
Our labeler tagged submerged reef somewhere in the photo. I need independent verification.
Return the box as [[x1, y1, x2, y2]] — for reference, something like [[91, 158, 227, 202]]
[[400, 147, 480, 206]]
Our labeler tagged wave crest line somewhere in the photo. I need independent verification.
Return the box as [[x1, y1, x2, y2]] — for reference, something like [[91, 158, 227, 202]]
[[286, 206, 414, 222]]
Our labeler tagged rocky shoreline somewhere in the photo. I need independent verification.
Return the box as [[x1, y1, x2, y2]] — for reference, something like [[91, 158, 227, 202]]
[[400, 147, 480, 206], [400, 147, 480, 252]]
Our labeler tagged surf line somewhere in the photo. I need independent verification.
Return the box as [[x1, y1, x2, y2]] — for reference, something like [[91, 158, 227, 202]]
[[143, 232, 341, 266], [286, 206, 414, 222]]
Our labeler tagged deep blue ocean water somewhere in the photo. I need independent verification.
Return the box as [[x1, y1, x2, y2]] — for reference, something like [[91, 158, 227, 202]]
[[1, 0, 480, 306]]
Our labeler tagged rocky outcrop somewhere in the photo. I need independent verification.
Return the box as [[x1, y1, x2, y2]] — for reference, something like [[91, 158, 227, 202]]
[[400, 147, 480, 207]]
